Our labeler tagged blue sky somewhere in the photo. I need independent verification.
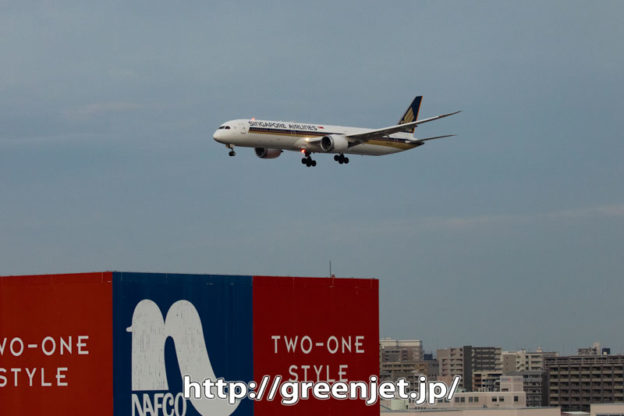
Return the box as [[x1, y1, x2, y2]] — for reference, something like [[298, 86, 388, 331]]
[[1, 1, 623, 354]]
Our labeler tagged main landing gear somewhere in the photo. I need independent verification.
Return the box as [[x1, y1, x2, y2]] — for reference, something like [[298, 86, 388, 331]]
[[300, 150, 316, 167], [226, 144, 236, 157], [334, 154, 349, 164]]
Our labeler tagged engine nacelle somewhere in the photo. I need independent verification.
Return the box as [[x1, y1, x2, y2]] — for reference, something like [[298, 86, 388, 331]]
[[254, 148, 283, 159], [320, 135, 349, 152]]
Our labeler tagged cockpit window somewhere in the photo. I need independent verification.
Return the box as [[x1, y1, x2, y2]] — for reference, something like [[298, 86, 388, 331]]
[[218, 125, 231, 130], [225, 126, 231, 129]]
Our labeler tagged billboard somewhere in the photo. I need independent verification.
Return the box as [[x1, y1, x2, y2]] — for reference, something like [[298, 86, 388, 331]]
[[0, 273, 113, 415], [0, 272, 379, 415]]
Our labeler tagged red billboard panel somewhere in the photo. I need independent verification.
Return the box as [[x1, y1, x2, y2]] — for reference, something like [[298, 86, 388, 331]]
[[253, 276, 379, 416], [0, 273, 113, 415]]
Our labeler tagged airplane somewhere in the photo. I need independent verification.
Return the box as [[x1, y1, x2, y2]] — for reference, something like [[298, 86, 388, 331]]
[[213, 96, 459, 167]]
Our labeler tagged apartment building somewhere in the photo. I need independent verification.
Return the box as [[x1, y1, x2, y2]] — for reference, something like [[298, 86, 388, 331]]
[[381, 338, 424, 362], [503, 349, 558, 373], [437, 346, 502, 391], [545, 354, 624, 412], [380, 338, 433, 388]]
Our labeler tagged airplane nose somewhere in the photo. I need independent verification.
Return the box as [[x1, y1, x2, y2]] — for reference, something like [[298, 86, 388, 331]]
[[213, 130, 224, 143]]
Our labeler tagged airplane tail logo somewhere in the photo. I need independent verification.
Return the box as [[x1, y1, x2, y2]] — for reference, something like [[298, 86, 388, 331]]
[[398, 96, 422, 133]]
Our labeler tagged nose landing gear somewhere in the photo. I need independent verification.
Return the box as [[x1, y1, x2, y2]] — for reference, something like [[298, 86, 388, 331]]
[[226, 144, 236, 157], [334, 154, 349, 164]]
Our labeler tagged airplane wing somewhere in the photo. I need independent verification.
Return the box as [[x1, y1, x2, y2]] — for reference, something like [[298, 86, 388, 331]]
[[346, 110, 460, 142], [409, 134, 456, 144]]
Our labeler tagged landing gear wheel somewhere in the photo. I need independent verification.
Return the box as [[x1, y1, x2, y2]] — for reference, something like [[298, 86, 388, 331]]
[[228, 150, 236, 157], [302, 156, 316, 167], [335, 153, 348, 165]]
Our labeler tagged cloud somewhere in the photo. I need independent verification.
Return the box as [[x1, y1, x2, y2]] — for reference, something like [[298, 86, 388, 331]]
[[545, 205, 624, 220], [334, 204, 624, 241], [421, 204, 624, 230]]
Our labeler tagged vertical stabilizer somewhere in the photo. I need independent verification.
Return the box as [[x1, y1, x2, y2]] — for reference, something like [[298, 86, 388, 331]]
[[398, 96, 422, 133]]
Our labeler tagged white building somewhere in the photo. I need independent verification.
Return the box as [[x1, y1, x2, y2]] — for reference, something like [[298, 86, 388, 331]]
[[502, 348, 558, 372], [381, 404, 561, 415], [590, 403, 624, 415], [390, 374, 529, 411]]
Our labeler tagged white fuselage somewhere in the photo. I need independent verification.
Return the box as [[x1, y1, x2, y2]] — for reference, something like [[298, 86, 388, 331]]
[[213, 119, 419, 156]]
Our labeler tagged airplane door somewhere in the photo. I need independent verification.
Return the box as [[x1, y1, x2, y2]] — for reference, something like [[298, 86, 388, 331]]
[[239, 121, 247, 135]]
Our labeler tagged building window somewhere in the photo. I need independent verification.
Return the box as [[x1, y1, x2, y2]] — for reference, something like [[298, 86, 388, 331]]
[[514, 395, 519, 402]]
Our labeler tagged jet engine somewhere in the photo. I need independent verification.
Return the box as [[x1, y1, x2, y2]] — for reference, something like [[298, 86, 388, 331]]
[[320, 135, 349, 152], [254, 148, 283, 159]]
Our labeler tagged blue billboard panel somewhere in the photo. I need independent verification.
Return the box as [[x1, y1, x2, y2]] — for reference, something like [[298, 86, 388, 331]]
[[112, 272, 254, 416]]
